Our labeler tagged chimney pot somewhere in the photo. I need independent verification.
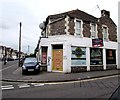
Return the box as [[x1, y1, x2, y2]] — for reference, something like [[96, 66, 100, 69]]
[[101, 10, 110, 17]]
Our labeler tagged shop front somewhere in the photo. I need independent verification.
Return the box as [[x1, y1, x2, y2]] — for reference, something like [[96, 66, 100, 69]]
[[40, 35, 118, 73]]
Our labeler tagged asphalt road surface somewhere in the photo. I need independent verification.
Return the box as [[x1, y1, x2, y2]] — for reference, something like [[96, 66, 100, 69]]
[[1, 60, 120, 99], [1, 60, 24, 80], [2, 75, 119, 99]]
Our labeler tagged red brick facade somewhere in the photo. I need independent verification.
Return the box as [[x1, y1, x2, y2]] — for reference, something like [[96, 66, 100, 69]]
[[49, 18, 66, 36], [45, 9, 117, 42]]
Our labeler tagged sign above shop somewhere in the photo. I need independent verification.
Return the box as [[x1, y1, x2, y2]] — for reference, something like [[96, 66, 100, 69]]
[[92, 38, 103, 47]]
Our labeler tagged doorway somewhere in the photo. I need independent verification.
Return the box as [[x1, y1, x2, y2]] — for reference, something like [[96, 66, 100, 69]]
[[52, 45, 63, 71]]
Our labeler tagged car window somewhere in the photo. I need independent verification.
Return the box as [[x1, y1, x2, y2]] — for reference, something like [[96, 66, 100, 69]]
[[24, 57, 37, 63]]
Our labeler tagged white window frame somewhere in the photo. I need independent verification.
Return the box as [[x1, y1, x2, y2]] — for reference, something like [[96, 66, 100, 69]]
[[90, 23, 97, 38], [74, 19, 83, 37], [102, 25, 109, 41]]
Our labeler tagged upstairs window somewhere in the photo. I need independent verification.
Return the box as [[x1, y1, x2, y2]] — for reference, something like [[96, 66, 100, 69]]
[[75, 19, 83, 37], [91, 23, 97, 38], [102, 25, 109, 40]]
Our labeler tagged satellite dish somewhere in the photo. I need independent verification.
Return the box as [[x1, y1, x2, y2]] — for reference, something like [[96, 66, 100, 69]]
[[39, 23, 45, 30]]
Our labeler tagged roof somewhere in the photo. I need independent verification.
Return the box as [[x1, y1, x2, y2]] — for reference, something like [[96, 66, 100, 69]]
[[47, 9, 98, 23]]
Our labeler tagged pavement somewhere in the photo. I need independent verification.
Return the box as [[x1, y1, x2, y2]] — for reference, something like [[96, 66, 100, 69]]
[[2, 66, 120, 83]]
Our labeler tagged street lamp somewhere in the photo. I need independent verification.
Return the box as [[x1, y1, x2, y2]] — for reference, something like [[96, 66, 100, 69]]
[[18, 22, 22, 67]]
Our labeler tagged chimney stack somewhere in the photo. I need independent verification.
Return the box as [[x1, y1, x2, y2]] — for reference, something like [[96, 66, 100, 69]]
[[101, 10, 110, 17]]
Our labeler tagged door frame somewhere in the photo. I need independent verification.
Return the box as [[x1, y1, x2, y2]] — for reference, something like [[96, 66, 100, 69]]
[[52, 44, 63, 72]]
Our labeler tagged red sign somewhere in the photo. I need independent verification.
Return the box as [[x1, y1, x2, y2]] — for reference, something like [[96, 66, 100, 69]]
[[92, 38, 103, 47]]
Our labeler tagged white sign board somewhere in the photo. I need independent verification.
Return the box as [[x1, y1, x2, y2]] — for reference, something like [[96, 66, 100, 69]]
[[71, 47, 86, 66]]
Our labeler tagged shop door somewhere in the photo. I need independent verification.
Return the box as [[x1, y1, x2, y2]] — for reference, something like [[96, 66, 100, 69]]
[[52, 45, 63, 71]]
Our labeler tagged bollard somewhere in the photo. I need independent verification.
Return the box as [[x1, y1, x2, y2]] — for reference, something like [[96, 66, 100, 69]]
[[74, 82, 75, 87], [78, 78, 81, 87]]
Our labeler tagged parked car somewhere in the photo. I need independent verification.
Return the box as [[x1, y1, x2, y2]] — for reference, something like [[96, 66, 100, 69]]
[[109, 85, 120, 100], [22, 57, 40, 75]]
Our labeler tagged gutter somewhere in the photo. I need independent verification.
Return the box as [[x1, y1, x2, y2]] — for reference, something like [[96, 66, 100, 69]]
[[49, 16, 66, 25], [1, 73, 120, 83]]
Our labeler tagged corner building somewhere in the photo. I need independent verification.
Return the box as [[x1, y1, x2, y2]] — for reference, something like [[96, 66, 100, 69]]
[[39, 9, 118, 73]]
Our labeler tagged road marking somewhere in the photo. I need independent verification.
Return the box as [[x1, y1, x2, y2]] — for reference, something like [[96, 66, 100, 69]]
[[0, 64, 17, 71], [1, 85, 13, 88], [1, 75, 119, 90], [18, 84, 30, 88], [12, 67, 21, 74], [31, 83, 45, 87], [45, 83, 58, 85], [1, 85, 14, 90], [44, 75, 119, 85]]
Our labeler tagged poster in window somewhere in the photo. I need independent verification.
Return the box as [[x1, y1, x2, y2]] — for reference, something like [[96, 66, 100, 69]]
[[41, 47, 47, 64], [106, 49, 116, 64], [71, 47, 86, 66], [90, 48, 103, 65]]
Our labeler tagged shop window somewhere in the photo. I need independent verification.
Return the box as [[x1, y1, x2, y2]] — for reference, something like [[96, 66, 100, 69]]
[[71, 47, 86, 66], [106, 49, 116, 64], [41, 47, 47, 64], [90, 48, 103, 65]]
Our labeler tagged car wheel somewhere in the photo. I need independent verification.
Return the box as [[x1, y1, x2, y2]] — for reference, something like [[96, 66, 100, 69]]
[[35, 69, 40, 74]]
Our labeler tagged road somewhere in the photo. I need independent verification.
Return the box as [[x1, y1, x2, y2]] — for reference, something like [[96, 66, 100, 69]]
[[2, 75, 119, 99], [1, 60, 120, 99], [1, 60, 24, 81]]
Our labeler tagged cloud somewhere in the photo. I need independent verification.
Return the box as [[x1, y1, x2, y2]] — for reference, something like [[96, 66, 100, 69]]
[[0, 0, 119, 53], [0, 0, 40, 53], [0, 23, 10, 30]]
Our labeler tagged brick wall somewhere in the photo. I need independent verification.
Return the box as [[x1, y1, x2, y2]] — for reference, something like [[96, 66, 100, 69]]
[[49, 18, 66, 36], [68, 17, 75, 35], [97, 21, 103, 38], [90, 66, 103, 71], [48, 10, 117, 42], [98, 17, 117, 42], [71, 66, 87, 73], [83, 21, 91, 37], [106, 65, 117, 70]]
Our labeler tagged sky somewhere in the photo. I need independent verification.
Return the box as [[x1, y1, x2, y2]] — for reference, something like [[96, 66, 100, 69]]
[[0, 0, 119, 54]]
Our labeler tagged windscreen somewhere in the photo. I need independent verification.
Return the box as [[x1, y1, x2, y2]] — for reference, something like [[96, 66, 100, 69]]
[[24, 57, 37, 64]]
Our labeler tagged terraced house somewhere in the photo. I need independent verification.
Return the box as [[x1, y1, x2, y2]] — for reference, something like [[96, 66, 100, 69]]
[[0, 45, 20, 61], [0, 46, 6, 61], [38, 9, 118, 73]]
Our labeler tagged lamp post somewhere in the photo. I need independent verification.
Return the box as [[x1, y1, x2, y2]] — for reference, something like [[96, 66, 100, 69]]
[[28, 45, 30, 55], [18, 22, 22, 67]]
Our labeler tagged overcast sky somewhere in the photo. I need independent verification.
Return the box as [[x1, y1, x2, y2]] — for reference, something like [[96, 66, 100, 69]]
[[0, 0, 119, 53]]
